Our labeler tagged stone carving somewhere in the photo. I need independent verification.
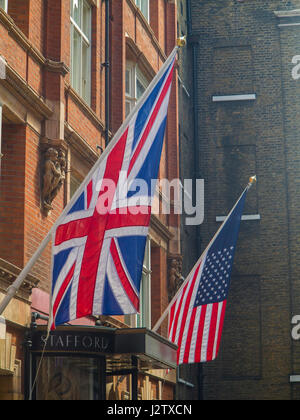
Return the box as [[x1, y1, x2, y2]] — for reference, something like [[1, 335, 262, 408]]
[[42, 147, 66, 215], [168, 256, 183, 300]]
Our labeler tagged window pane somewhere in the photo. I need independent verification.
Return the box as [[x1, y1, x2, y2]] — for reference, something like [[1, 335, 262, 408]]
[[0, 0, 7, 12], [71, 28, 82, 95], [82, 0, 91, 39], [36, 357, 102, 400], [136, 78, 146, 100], [82, 41, 91, 105], [136, 0, 149, 22], [141, 0, 149, 22], [125, 69, 131, 95], [71, 0, 82, 26], [70, 173, 82, 198]]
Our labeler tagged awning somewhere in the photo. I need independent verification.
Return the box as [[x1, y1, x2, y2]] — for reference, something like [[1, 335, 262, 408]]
[[30, 325, 177, 372]]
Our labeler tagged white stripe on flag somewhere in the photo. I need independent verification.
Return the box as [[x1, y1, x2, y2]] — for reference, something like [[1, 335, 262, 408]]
[[212, 301, 224, 360], [188, 306, 202, 364], [201, 303, 213, 362]]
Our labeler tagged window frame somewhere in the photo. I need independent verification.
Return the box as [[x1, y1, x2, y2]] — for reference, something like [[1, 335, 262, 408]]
[[135, 0, 149, 23], [136, 237, 152, 329], [70, 0, 92, 105], [0, 0, 8, 13], [125, 61, 149, 118]]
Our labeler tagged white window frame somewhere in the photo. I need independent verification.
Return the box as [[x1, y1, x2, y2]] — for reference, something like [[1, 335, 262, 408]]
[[137, 237, 152, 329], [125, 237, 152, 329], [0, 0, 8, 13], [135, 0, 149, 22], [70, 0, 92, 105], [125, 62, 149, 117]]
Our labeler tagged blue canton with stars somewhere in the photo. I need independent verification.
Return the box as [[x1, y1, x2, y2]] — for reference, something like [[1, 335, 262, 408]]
[[194, 189, 247, 308]]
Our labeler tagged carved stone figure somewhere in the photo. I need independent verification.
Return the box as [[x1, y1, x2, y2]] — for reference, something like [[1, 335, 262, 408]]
[[42, 147, 66, 215], [168, 256, 183, 300]]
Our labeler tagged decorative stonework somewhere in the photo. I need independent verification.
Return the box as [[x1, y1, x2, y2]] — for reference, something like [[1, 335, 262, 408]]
[[40, 139, 68, 216], [168, 254, 183, 301]]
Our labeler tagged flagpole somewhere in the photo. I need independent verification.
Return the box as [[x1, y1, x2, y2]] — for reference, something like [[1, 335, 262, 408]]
[[152, 175, 257, 333], [0, 46, 180, 318]]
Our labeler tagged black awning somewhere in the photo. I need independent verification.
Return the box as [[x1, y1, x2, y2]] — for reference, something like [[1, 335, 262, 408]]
[[30, 325, 177, 372]]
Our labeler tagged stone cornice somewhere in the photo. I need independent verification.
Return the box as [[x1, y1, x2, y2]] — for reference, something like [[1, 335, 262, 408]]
[[0, 8, 69, 76], [65, 84, 106, 133], [45, 59, 69, 76], [150, 214, 174, 242], [0, 62, 53, 119], [0, 258, 39, 304], [64, 121, 100, 165]]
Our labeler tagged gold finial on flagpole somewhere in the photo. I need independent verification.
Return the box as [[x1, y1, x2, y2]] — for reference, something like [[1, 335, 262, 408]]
[[248, 175, 257, 189], [177, 36, 187, 47]]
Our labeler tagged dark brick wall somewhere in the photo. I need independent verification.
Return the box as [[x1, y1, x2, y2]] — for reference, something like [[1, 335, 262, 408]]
[[177, 0, 200, 400], [188, 0, 300, 400]]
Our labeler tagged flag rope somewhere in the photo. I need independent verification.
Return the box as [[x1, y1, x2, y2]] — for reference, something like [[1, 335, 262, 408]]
[[29, 330, 50, 400]]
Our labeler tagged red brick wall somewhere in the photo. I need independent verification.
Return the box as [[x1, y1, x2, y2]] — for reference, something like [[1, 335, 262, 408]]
[[0, 124, 26, 267], [0, 0, 179, 330], [8, 0, 30, 38]]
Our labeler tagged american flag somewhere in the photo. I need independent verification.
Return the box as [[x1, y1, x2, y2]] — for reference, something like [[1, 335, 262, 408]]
[[168, 188, 248, 364], [49, 48, 177, 331]]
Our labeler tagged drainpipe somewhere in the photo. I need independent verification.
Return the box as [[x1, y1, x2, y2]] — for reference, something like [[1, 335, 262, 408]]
[[187, 0, 203, 401], [104, 0, 110, 146]]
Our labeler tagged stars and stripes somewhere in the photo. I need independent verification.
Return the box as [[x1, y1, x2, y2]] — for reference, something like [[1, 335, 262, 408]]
[[49, 48, 177, 331], [167, 188, 248, 364]]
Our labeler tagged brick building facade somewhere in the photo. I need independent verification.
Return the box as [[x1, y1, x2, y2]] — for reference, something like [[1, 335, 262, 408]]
[[0, 0, 181, 400], [189, 0, 300, 400]]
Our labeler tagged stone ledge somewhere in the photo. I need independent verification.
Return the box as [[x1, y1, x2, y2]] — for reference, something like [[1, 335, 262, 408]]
[[0, 258, 39, 304]]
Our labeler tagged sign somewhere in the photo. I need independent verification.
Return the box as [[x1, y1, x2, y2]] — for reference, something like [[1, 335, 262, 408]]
[[32, 329, 115, 354], [292, 55, 300, 80]]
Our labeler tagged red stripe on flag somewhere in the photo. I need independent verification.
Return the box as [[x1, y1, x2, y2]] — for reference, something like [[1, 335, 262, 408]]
[[110, 239, 139, 311], [106, 207, 151, 230], [170, 282, 189, 343], [55, 218, 91, 246], [128, 63, 175, 175], [76, 129, 128, 319], [168, 302, 176, 337], [176, 264, 201, 364], [182, 306, 198, 364], [194, 305, 207, 363], [87, 180, 93, 209], [206, 303, 219, 361], [51, 262, 76, 330]]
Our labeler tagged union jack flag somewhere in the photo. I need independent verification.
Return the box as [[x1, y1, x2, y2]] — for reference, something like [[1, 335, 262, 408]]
[[49, 48, 177, 330]]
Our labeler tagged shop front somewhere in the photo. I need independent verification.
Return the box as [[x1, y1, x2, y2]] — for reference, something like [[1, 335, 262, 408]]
[[24, 325, 177, 400]]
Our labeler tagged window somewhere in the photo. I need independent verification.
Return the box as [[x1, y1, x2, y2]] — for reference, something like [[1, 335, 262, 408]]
[[124, 237, 152, 329], [135, 0, 149, 22], [0, 0, 8, 12], [70, 171, 83, 198], [70, 0, 92, 105], [35, 356, 104, 400], [137, 238, 151, 329], [125, 62, 149, 117]]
